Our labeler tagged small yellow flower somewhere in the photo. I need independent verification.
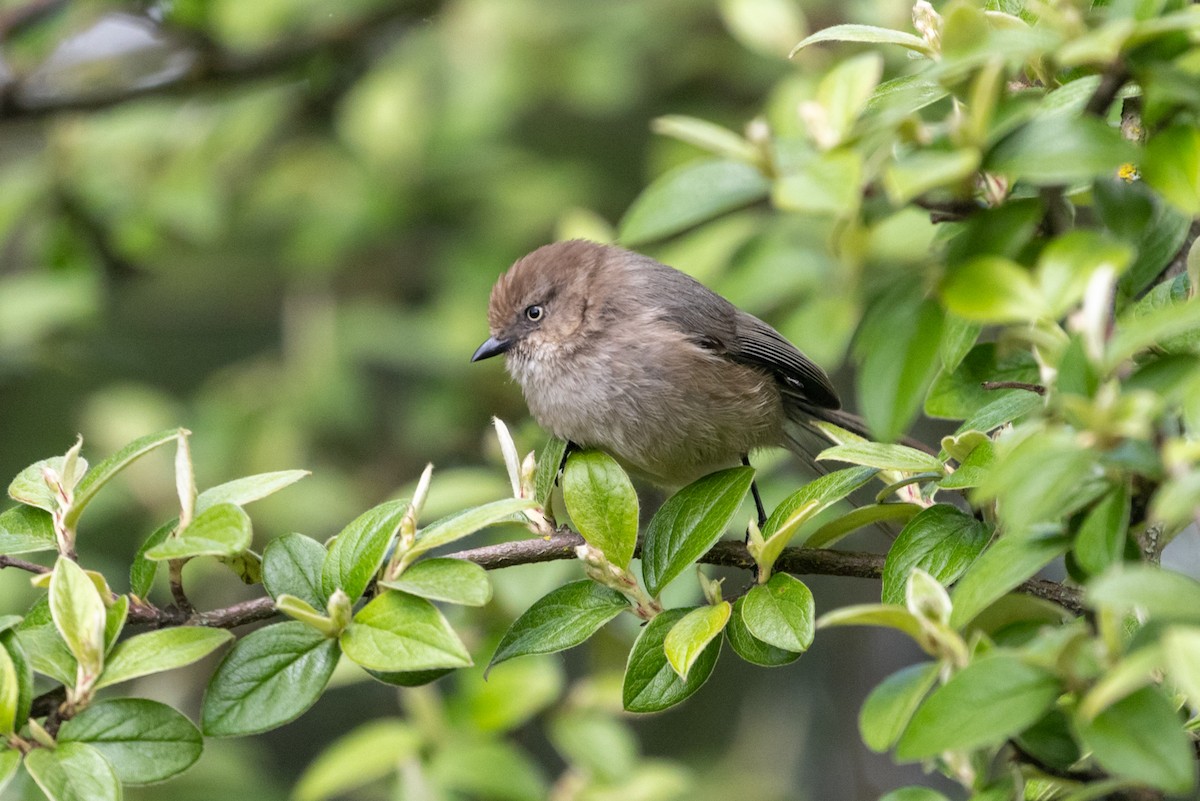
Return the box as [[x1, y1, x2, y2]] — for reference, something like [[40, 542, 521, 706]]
[[1118, 163, 1140, 182]]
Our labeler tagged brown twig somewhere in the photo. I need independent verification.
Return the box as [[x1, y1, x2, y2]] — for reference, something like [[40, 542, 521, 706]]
[[0, 554, 51, 574], [1084, 62, 1130, 118], [981, 380, 1046, 395], [167, 559, 194, 615]]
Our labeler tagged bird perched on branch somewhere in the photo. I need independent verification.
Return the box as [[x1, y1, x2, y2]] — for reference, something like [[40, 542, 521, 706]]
[[472, 240, 863, 519]]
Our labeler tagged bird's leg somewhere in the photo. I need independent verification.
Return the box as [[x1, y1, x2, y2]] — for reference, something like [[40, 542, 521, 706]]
[[557, 440, 578, 482], [741, 455, 768, 529]]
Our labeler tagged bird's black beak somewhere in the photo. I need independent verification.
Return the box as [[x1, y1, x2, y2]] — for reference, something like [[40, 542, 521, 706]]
[[471, 335, 511, 362]]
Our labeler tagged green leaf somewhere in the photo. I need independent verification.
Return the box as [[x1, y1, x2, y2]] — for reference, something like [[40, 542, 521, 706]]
[[321, 499, 406, 602], [1109, 292, 1200, 368], [293, 719, 421, 801], [882, 505, 991, 605], [379, 557, 492, 606], [926, 343, 1039, 421], [403, 496, 537, 567], [950, 534, 1069, 628], [59, 698, 202, 785], [340, 590, 471, 672], [202, 621, 340, 737], [549, 709, 638, 783], [24, 742, 121, 801], [1087, 565, 1200, 624], [808, 503, 921, 550], [1077, 687, 1195, 795], [941, 256, 1048, 322], [1142, 125, 1200, 215], [0, 642, 18, 735], [1036, 231, 1133, 317], [129, 520, 174, 598], [67, 428, 183, 528], [195, 469, 309, 515], [817, 443, 943, 474], [938, 314, 982, 374], [815, 53, 883, 148], [562, 450, 638, 569], [664, 602, 731, 680], [50, 557, 107, 679], [651, 115, 759, 163], [534, 436, 569, 510], [952, 392, 1043, 439], [1074, 484, 1130, 577], [725, 595, 801, 667], [879, 789, 950, 801], [772, 147, 863, 216], [895, 654, 1061, 760], [641, 466, 754, 596], [0, 631, 31, 731], [453, 655, 563, 733], [15, 597, 77, 685], [8, 455, 78, 513], [884, 148, 981, 205], [789, 23, 933, 56], [97, 627, 232, 689], [0, 505, 56, 554], [428, 739, 547, 801], [262, 532, 326, 608], [0, 749, 18, 795], [489, 580, 630, 671], [1165, 627, 1200, 710], [816, 604, 925, 642], [859, 662, 940, 752], [741, 573, 815, 652], [986, 115, 1136, 186], [143, 503, 252, 561], [762, 466, 879, 540], [618, 159, 769, 246], [623, 608, 722, 713]]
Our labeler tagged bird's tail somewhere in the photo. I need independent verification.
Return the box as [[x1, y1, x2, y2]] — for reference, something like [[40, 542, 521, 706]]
[[782, 406, 938, 468]]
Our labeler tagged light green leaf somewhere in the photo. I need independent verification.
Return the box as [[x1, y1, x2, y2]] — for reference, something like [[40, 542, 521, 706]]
[[50, 557, 107, 679], [195, 469, 309, 515], [97, 627, 232, 689], [651, 115, 759, 163], [941, 256, 1048, 323], [773, 148, 863, 216], [0, 749, 18, 795], [950, 535, 1069, 629], [275, 594, 335, 635], [880, 789, 950, 801], [379, 557, 492, 606], [1036, 231, 1133, 317], [59, 698, 202, 785], [202, 621, 340, 737], [882, 505, 991, 605], [1077, 687, 1195, 795], [817, 604, 925, 642], [8, 456, 77, 513], [859, 662, 940, 752], [143, 503, 252, 561], [262, 532, 327, 608], [15, 597, 77, 685], [741, 573, 815, 652], [817, 443, 943, 474], [815, 53, 883, 148], [808, 503, 921, 550], [403, 497, 536, 568], [1074, 484, 1130, 577], [762, 466, 879, 540], [24, 742, 121, 801], [884, 148, 981, 205], [623, 608, 722, 713], [0, 643, 18, 735], [0, 505, 56, 554], [896, 654, 1060, 760], [294, 720, 420, 801], [453, 656, 563, 734], [321, 499, 406, 602], [67, 428, 183, 528], [534, 436, 569, 510], [641, 467, 754, 597], [1142, 125, 1200, 215], [618, 159, 769, 246], [1087, 565, 1200, 624], [664, 602, 731, 680], [0, 631, 31, 732], [340, 590, 471, 672], [986, 115, 1136, 186], [1109, 294, 1200, 368], [789, 24, 933, 56], [1164, 627, 1200, 710], [562, 450, 638, 569], [489, 580, 630, 671]]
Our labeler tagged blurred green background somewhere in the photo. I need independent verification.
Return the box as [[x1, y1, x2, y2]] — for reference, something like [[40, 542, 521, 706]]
[[0, 0, 948, 798]]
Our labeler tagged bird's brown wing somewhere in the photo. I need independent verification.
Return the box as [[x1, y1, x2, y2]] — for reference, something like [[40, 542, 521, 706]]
[[729, 313, 841, 411]]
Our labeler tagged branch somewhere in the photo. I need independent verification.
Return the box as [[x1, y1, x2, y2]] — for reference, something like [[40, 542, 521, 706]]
[[125, 595, 276, 629], [1084, 62, 1130, 118], [0, 554, 50, 574], [0, 1, 439, 120], [446, 533, 1085, 615]]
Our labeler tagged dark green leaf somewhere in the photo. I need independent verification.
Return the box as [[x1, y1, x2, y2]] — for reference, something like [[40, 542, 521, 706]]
[[808, 503, 921, 549], [339, 590, 471, 672], [725, 595, 800, 667], [882, 505, 991, 605], [0, 631, 31, 732], [938, 314, 982, 374], [129, 519, 174, 598], [618, 159, 769, 246], [895, 654, 1060, 759], [1077, 687, 1195, 794], [623, 608, 721, 713], [489, 580, 629, 670], [202, 621, 339, 737], [562, 450, 638, 569], [534, 436, 569, 510], [262, 532, 327, 607], [642, 467, 754, 597], [15, 597, 76, 685], [366, 667, 453, 687], [59, 698, 203, 785], [859, 662, 939, 752], [321, 499, 406, 602], [1074, 484, 1130, 577], [925, 343, 1039, 420], [741, 573, 815, 652], [1015, 710, 1080, 773]]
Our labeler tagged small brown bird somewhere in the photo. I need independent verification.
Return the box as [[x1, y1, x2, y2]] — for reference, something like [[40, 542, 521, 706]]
[[472, 240, 853, 508]]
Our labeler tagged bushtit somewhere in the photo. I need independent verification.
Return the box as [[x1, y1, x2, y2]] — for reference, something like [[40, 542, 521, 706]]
[[472, 240, 856, 504]]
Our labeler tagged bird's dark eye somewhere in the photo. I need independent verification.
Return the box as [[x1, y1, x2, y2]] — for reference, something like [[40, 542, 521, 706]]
[[525, 304, 544, 322]]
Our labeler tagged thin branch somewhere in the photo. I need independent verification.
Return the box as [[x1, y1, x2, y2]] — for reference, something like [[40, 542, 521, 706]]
[[167, 559, 194, 615], [446, 533, 1085, 614], [0, 554, 51, 574], [982, 380, 1046, 395], [1084, 62, 1130, 118]]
